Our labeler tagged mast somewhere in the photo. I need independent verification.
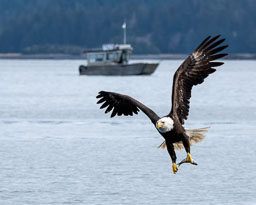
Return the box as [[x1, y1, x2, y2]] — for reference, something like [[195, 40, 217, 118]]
[[122, 21, 126, 44]]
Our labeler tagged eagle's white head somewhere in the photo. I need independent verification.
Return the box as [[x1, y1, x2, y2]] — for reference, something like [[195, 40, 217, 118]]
[[156, 117, 174, 133]]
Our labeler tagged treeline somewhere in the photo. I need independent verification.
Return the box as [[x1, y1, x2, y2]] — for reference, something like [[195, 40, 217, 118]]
[[0, 0, 256, 54]]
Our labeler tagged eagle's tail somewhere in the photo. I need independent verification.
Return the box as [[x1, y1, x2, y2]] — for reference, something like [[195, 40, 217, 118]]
[[157, 127, 210, 151]]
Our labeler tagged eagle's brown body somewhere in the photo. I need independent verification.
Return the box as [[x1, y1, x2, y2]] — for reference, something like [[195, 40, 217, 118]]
[[159, 118, 188, 163]]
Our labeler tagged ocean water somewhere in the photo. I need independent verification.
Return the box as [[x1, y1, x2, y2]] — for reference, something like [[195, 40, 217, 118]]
[[0, 59, 255, 205]]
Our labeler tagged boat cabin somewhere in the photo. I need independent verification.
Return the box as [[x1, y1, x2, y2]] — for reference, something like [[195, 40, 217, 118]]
[[85, 44, 133, 66]]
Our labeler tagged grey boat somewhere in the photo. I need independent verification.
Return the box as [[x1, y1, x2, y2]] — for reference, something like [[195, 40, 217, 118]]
[[79, 44, 158, 75]]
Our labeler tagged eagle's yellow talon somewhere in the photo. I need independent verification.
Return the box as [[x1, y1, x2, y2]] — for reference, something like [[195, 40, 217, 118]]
[[172, 163, 178, 174], [186, 153, 193, 163]]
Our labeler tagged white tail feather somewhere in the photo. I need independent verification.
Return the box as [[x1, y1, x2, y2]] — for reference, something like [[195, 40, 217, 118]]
[[157, 127, 210, 150]]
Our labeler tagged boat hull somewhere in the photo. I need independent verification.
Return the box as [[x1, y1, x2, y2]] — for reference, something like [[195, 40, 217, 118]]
[[79, 63, 158, 75]]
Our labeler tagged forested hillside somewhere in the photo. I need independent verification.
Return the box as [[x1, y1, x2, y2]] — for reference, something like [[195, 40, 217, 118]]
[[0, 0, 255, 54]]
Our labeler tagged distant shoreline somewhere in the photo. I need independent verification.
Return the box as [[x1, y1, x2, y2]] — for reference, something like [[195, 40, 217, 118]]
[[0, 53, 256, 60]]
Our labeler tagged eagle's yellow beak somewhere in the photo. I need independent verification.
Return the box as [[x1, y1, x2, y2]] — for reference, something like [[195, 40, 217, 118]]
[[157, 121, 164, 128]]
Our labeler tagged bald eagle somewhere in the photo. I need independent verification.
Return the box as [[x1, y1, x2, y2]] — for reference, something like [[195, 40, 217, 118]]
[[96, 35, 228, 174]]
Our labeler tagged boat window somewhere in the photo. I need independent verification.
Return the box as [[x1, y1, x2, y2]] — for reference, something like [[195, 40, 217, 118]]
[[87, 53, 105, 63], [108, 52, 121, 61], [122, 51, 128, 63]]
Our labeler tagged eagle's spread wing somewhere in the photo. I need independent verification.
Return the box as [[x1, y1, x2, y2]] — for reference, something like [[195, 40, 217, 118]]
[[96, 91, 160, 124], [169, 35, 228, 124]]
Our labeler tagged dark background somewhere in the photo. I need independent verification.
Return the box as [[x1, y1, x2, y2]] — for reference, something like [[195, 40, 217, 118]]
[[0, 0, 255, 54]]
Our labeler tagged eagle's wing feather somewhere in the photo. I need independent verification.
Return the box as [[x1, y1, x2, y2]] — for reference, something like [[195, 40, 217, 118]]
[[96, 91, 160, 124], [169, 35, 228, 124]]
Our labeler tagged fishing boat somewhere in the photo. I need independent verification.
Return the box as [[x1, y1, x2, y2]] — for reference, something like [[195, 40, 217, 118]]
[[79, 44, 158, 75], [79, 22, 159, 75]]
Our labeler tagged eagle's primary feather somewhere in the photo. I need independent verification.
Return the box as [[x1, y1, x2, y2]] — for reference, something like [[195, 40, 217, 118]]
[[168, 35, 228, 124], [96, 91, 160, 123]]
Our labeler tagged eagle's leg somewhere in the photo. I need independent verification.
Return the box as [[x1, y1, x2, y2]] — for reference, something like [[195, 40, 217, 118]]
[[166, 142, 178, 174], [172, 162, 179, 174], [183, 136, 194, 164], [186, 153, 193, 163]]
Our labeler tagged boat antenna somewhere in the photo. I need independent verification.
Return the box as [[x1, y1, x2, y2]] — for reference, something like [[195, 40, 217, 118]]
[[122, 20, 126, 44]]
